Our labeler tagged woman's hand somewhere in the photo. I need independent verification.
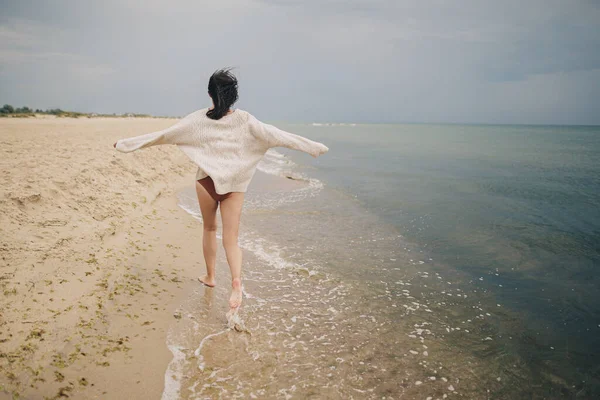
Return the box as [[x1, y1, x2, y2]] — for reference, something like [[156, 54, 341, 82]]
[[313, 143, 329, 157]]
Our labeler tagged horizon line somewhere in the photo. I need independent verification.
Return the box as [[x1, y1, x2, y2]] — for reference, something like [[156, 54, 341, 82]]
[[1, 104, 598, 127]]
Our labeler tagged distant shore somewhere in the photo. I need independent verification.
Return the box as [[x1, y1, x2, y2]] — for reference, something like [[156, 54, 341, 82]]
[[0, 112, 177, 119], [0, 104, 178, 119]]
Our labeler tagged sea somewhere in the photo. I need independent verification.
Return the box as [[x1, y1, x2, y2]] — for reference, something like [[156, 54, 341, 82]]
[[163, 123, 600, 399]]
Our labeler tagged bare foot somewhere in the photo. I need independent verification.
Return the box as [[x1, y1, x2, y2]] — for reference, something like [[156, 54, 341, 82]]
[[229, 278, 242, 309], [198, 275, 215, 287]]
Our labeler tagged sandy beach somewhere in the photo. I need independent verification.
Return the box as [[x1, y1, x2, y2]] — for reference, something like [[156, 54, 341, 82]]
[[0, 117, 204, 399]]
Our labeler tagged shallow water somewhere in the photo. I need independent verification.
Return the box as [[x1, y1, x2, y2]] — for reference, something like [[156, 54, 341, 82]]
[[165, 124, 600, 399]]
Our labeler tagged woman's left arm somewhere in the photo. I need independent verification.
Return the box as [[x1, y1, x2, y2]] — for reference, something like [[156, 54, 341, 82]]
[[251, 117, 329, 158]]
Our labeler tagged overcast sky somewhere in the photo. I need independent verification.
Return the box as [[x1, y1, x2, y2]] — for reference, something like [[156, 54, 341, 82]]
[[1, 0, 599, 124]]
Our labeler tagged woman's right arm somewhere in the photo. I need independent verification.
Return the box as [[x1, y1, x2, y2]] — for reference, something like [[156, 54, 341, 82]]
[[114, 113, 196, 153]]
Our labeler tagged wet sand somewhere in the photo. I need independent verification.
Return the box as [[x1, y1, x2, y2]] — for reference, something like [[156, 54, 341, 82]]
[[0, 117, 205, 399]]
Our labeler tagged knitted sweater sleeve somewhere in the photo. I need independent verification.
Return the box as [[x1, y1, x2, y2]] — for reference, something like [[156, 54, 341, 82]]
[[115, 114, 195, 153], [251, 117, 329, 158]]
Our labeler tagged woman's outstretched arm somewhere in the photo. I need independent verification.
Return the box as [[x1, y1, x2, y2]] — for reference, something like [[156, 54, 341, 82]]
[[114, 113, 195, 153], [251, 117, 329, 158]]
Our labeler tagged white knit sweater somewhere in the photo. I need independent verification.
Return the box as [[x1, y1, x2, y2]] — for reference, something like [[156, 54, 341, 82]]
[[115, 108, 329, 194]]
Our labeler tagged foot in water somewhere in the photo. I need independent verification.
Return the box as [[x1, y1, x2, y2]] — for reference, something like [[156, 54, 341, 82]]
[[229, 278, 242, 309], [198, 275, 216, 287]]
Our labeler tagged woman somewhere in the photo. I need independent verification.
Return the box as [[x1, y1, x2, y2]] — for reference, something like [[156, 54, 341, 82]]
[[114, 68, 329, 311]]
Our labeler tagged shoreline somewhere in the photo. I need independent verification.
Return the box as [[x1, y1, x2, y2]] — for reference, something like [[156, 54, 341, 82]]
[[4, 117, 579, 398], [0, 118, 204, 399]]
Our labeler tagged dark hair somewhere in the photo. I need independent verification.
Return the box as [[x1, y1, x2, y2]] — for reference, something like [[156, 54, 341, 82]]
[[207, 68, 239, 120]]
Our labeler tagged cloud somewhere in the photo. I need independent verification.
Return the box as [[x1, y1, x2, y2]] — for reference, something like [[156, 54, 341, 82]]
[[0, 0, 599, 123], [0, 17, 115, 101]]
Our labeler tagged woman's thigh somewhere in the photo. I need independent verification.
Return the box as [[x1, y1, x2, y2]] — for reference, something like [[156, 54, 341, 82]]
[[195, 180, 219, 229], [219, 192, 245, 244]]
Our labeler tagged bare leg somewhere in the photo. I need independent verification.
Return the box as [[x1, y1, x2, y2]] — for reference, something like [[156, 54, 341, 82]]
[[195, 181, 218, 287], [219, 192, 245, 309]]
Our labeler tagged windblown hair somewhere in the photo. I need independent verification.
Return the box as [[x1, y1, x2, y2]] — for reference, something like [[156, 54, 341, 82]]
[[206, 68, 239, 120]]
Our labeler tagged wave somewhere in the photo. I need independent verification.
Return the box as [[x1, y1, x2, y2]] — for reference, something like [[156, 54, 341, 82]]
[[257, 149, 307, 181], [311, 122, 356, 126]]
